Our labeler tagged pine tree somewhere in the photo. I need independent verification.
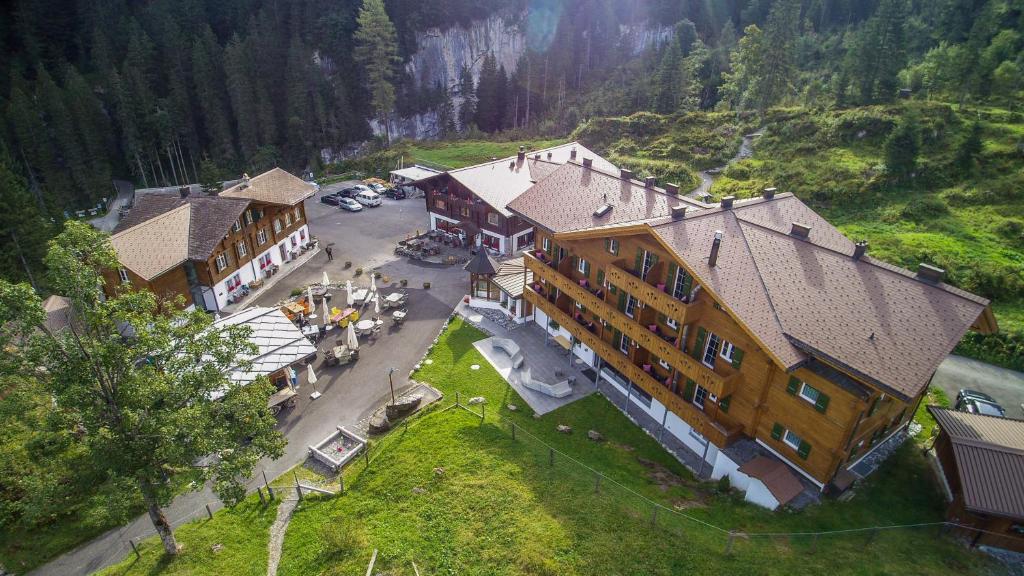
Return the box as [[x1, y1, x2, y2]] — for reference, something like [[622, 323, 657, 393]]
[[191, 26, 237, 166], [0, 151, 53, 289], [457, 65, 476, 131], [954, 120, 984, 174], [884, 113, 920, 183], [846, 0, 908, 104], [475, 53, 500, 132], [653, 38, 685, 113], [224, 34, 259, 162], [353, 0, 400, 145], [749, 0, 800, 114]]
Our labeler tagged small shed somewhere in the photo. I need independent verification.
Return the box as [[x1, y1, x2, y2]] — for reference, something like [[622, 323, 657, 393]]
[[737, 456, 804, 510], [465, 248, 500, 301], [927, 406, 1024, 552], [389, 165, 441, 186], [211, 306, 317, 396]]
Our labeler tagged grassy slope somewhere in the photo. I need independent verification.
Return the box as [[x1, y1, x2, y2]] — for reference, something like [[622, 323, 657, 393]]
[[96, 498, 279, 576], [401, 138, 567, 170], [275, 319, 998, 576]]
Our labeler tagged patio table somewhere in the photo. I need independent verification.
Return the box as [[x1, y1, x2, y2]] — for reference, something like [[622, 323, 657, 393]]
[[355, 319, 375, 334], [351, 288, 370, 304]]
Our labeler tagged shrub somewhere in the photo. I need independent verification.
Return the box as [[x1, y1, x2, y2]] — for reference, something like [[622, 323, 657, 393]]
[[900, 197, 949, 222], [955, 331, 1024, 371], [996, 220, 1024, 247], [716, 475, 731, 494], [354, 267, 363, 276], [290, 288, 303, 297]]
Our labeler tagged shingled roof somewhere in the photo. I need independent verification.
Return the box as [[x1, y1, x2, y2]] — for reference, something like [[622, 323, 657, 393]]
[[109, 204, 193, 280], [928, 407, 1024, 519], [220, 167, 315, 205], [511, 174, 992, 400]]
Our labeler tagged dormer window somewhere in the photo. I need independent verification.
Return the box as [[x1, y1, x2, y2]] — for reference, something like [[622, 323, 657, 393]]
[[244, 210, 254, 226], [118, 268, 129, 284], [232, 220, 242, 232]]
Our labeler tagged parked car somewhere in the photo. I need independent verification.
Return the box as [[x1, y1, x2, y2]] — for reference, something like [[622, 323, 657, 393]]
[[384, 186, 407, 199], [355, 190, 382, 207], [338, 187, 360, 199], [955, 389, 1006, 417], [351, 184, 373, 194], [320, 192, 342, 206], [367, 182, 389, 194], [338, 197, 363, 212]]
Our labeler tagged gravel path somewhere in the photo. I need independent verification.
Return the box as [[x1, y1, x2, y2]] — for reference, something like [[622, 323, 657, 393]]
[[686, 132, 761, 199], [266, 492, 300, 576]]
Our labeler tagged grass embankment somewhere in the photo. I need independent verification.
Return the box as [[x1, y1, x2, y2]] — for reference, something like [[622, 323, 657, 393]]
[[576, 104, 1024, 370], [273, 318, 997, 576]]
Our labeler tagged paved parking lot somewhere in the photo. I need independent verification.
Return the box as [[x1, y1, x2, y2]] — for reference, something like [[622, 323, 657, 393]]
[[932, 355, 1024, 419]]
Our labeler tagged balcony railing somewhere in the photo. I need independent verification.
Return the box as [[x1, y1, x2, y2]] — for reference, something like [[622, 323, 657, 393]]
[[606, 261, 697, 324], [526, 288, 741, 447], [525, 252, 738, 399]]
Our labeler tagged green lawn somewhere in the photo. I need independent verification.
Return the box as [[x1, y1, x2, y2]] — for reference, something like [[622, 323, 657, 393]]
[[400, 138, 566, 170], [271, 319, 1000, 576]]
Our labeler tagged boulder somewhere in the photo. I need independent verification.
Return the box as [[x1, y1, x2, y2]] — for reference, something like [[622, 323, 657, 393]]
[[557, 424, 572, 434], [588, 430, 604, 442], [386, 395, 422, 420], [411, 486, 426, 494], [507, 404, 518, 411], [467, 396, 486, 405], [368, 414, 391, 435], [433, 467, 446, 477]]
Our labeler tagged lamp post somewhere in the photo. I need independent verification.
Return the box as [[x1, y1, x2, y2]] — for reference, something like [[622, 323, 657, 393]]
[[388, 367, 397, 405]]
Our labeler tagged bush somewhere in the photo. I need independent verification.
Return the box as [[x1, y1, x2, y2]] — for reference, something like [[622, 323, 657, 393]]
[[716, 475, 731, 494], [900, 197, 949, 222], [996, 220, 1024, 247], [955, 331, 1024, 371], [354, 268, 363, 276], [290, 288, 303, 297]]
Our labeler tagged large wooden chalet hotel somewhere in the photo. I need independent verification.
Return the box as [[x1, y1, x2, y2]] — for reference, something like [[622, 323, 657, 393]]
[[416, 144, 997, 507]]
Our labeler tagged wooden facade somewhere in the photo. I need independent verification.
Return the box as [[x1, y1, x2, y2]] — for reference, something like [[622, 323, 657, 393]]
[[525, 227, 919, 486], [420, 175, 532, 251]]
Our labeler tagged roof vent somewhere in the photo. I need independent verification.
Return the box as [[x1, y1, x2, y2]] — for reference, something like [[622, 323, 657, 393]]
[[664, 183, 680, 195], [721, 196, 735, 209], [179, 186, 190, 198], [709, 230, 724, 267], [917, 263, 946, 283], [763, 187, 777, 200], [620, 168, 633, 180], [570, 147, 577, 160], [582, 157, 593, 168], [790, 222, 811, 239], [671, 205, 687, 219], [853, 240, 868, 260], [594, 203, 613, 217], [644, 176, 657, 188]]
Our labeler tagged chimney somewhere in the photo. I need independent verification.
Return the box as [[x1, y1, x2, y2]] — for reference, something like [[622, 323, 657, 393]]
[[179, 186, 190, 198], [721, 196, 735, 209], [917, 263, 946, 283], [709, 230, 723, 267], [620, 168, 633, 180], [570, 147, 577, 160], [241, 173, 250, 189], [853, 240, 868, 260], [582, 157, 593, 168], [644, 176, 657, 188], [664, 183, 680, 195], [763, 187, 777, 200], [671, 205, 687, 219], [790, 222, 811, 239], [517, 145, 525, 160]]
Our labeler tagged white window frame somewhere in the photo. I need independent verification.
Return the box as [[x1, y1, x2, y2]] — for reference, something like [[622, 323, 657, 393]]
[[672, 268, 689, 300], [607, 238, 619, 254], [244, 210, 253, 226], [118, 268, 129, 283], [702, 332, 721, 368], [542, 237, 550, 251], [693, 385, 709, 409], [215, 253, 228, 272], [619, 335, 631, 355], [237, 241, 247, 258], [641, 250, 654, 279], [273, 219, 282, 233], [666, 317, 679, 329], [624, 294, 638, 318], [658, 358, 671, 370], [256, 229, 267, 245], [294, 207, 301, 221], [720, 340, 736, 363], [487, 212, 499, 225], [798, 382, 821, 405], [783, 429, 803, 451], [284, 213, 292, 226], [232, 220, 242, 233], [577, 257, 587, 274]]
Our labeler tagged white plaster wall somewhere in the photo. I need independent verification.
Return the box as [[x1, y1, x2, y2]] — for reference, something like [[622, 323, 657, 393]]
[[744, 479, 781, 510]]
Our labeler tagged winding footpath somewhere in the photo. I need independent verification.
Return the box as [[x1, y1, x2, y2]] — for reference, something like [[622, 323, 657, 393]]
[[686, 132, 762, 199]]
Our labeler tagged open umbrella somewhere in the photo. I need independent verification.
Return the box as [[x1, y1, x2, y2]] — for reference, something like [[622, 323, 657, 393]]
[[345, 280, 354, 306], [322, 271, 330, 288], [369, 274, 377, 294], [346, 321, 359, 350], [307, 285, 315, 314], [307, 364, 321, 400]]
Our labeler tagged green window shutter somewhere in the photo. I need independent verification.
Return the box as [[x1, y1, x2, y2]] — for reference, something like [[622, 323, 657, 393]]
[[613, 329, 622, 350], [553, 243, 561, 262], [814, 392, 830, 413], [545, 238, 552, 256], [604, 238, 610, 252], [634, 248, 644, 274], [719, 395, 731, 413], [609, 283, 617, 294], [683, 273, 693, 295], [584, 260, 591, 276], [597, 269, 605, 285], [797, 440, 812, 460], [868, 395, 880, 416], [571, 255, 579, 271], [786, 376, 800, 395], [683, 379, 696, 401], [731, 348, 744, 369], [692, 327, 707, 360], [658, 313, 667, 324], [612, 240, 619, 255], [667, 263, 678, 291], [651, 253, 659, 267], [618, 291, 627, 311], [771, 423, 783, 440]]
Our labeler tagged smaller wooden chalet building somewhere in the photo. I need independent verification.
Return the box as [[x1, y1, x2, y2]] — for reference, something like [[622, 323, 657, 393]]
[[465, 254, 534, 323], [927, 406, 1024, 552]]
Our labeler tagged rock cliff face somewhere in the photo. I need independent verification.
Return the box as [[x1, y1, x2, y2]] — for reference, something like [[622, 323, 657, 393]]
[[365, 11, 671, 141]]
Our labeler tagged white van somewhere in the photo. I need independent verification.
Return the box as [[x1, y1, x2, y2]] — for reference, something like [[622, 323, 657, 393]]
[[354, 190, 382, 207]]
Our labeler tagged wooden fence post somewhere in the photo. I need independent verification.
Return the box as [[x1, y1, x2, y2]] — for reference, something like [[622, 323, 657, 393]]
[[340, 472, 345, 494], [724, 531, 736, 555], [206, 504, 213, 520], [294, 472, 303, 501], [129, 539, 140, 559], [549, 447, 554, 467], [257, 486, 266, 505], [364, 447, 370, 467], [512, 422, 517, 440], [263, 470, 275, 500], [481, 404, 485, 423], [456, 391, 460, 407], [651, 506, 658, 527], [594, 474, 601, 494], [810, 533, 818, 554]]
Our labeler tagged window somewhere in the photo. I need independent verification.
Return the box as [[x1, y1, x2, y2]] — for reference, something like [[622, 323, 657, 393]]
[[640, 250, 654, 279], [619, 335, 631, 355], [606, 238, 619, 255], [798, 382, 822, 404], [624, 294, 638, 318], [702, 332, 721, 368], [672, 268, 693, 301], [435, 199, 446, 210], [237, 241, 247, 258], [256, 228, 267, 245], [542, 237, 551, 252], [215, 253, 228, 272], [258, 253, 273, 269], [232, 220, 242, 233], [273, 219, 282, 233], [666, 317, 679, 329], [118, 268, 129, 284], [577, 257, 588, 274], [693, 385, 709, 409], [227, 272, 242, 291], [460, 206, 470, 217], [720, 340, 736, 363], [658, 358, 671, 370], [487, 212, 500, 226], [244, 210, 253, 226], [294, 207, 301, 221], [783, 429, 803, 450], [284, 213, 292, 226]]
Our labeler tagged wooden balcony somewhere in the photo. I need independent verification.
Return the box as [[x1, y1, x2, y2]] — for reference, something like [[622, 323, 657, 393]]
[[525, 288, 742, 448], [525, 253, 739, 399], [606, 261, 696, 325]]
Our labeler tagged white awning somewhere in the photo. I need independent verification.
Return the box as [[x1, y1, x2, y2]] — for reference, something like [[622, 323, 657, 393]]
[[211, 307, 317, 391]]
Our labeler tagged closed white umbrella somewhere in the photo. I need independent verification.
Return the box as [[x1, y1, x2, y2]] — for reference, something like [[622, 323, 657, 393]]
[[322, 271, 330, 288], [307, 285, 315, 314], [374, 294, 381, 316], [369, 274, 377, 294], [307, 364, 321, 400], [345, 280, 354, 306], [321, 297, 329, 323], [346, 321, 359, 350]]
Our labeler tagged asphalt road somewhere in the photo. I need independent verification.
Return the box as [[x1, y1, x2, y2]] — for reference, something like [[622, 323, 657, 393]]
[[32, 184, 470, 576], [932, 355, 1024, 419]]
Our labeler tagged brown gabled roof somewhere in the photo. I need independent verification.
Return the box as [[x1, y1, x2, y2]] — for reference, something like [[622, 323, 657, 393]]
[[109, 204, 192, 280], [220, 167, 314, 206], [41, 295, 76, 335], [507, 162, 707, 233], [738, 456, 804, 506], [492, 257, 533, 298], [928, 407, 1024, 519]]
